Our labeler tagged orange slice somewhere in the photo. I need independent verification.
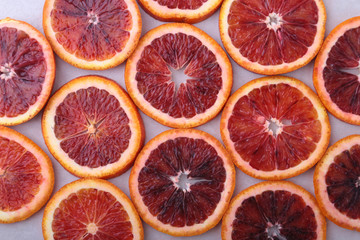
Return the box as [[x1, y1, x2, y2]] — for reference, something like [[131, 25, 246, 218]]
[[314, 135, 360, 231], [125, 23, 232, 128], [129, 129, 235, 236], [42, 75, 144, 179], [42, 178, 143, 239], [222, 181, 326, 240], [219, 0, 326, 75], [138, 0, 223, 23], [314, 16, 360, 125], [221, 76, 330, 180], [0, 18, 55, 126], [43, 0, 141, 70], [0, 126, 54, 223]]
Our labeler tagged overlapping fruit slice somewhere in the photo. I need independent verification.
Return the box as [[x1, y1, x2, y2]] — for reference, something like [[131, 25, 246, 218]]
[[221, 76, 330, 180], [219, 0, 326, 74], [222, 181, 326, 240], [43, 0, 141, 70], [138, 0, 223, 23], [314, 135, 360, 231], [314, 16, 360, 125], [42, 75, 144, 179], [42, 178, 143, 240], [129, 129, 235, 236], [0, 126, 54, 223], [125, 23, 232, 128], [0, 18, 55, 125]]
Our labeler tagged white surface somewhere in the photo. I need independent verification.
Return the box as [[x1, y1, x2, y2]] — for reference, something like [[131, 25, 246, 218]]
[[0, 0, 360, 239]]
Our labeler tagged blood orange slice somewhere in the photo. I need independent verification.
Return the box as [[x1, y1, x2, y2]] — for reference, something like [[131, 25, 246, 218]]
[[221, 76, 330, 180], [129, 129, 235, 236], [314, 135, 360, 231], [314, 17, 360, 125], [0, 18, 55, 126], [219, 0, 326, 75], [138, 0, 223, 23], [42, 75, 144, 179], [125, 23, 232, 128], [222, 181, 326, 240], [0, 126, 54, 223], [43, 0, 141, 70], [42, 178, 143, 240]]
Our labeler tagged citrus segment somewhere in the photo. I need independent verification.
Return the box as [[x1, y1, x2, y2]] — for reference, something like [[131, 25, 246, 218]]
[[219, 0, 326, 75], [314, 17, 360, 125], [125, 23, 232, 128], [0, 18, 55, 125], [42, 75, 144, 179], [0, 126, 54, 223], [138, 0, 223, 23], [129, 129, 235, 236], [42, 178, 143, 240], [314, 135, 360, 231], [222, 181, 326, 240], [221, 76, 330, 180], [43, 0, 141, 70]]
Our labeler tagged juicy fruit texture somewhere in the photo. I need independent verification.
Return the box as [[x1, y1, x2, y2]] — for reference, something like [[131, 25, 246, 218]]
[[126, 23, 232, 128], [220, 0, 326, 74], [52, 188, 133, 239], [50, 0, 132, 61], [54, 87, 131, 168], [232, 190, 318, 239], [136, 33, 222, 119], [153, 0, 207, 9], [0, 27, 45, 117], [138, 137, 226, 227], [325, 144, 360, 220], [130, 129, 235, 236], [0, 136, 42, 212], [221, 76, 330, 180], [228, 83, 321, 171]]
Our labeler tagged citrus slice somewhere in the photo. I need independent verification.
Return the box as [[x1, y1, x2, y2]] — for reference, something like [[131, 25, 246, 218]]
[[314, 135, 360, 231], [0, 18, 55, 126], [42, 178, 143, 240], [129, 129, 235, 236], [138, 0, 223, 23], [43, 0, 141, 70], [219, 0, 326, 75], [0, 126, 54, 223], [222, 181, 326, 240], [314, 17, 360, 125], [125, 23, 232, 128], [221, 76, 330, 180], [42, 75, 144, 179]]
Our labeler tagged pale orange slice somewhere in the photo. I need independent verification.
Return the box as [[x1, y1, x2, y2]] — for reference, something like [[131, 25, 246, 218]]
[[221, 76, 330, 180], [42, 75, 144, 179], [129, 129, 235, 236], [42, 178, 143, 239], [0, 126, 54, 223]]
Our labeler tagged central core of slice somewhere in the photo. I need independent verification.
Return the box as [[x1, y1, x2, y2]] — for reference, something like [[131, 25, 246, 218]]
[[265, 13, 282, 31], [356, 176, 360, 188], [170, 66, 189, 91], [0, 168, 6, 177], [267, 223, 286, 240], [87, 124, 97, 134], [87, 12, 99, 25], [171, 171, 207, 191], [87, 222, 98, 235], [0, 63, 16, 81], [267, 118, 283, 137]]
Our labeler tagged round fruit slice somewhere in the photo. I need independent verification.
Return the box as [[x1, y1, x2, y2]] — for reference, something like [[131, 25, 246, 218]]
[[314, 17, 360, 125], [42, 178, 143, 240], [219, 0, 326, 75], [221, 76, 330, 180], [0, 18, 55, 126], [129, 129, 235, 236], [0, 126, 54, 223], [138, 0, 223, 23], [125, 23, 232, 128], [42, 75, 144, 179], [314, 135, 360, 231], [222, 181, 326, 240], [43, 0, 141, 70]]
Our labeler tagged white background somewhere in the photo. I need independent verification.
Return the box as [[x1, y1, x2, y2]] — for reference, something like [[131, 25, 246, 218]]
[[0, 0, 360, 239]]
